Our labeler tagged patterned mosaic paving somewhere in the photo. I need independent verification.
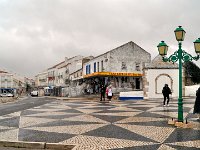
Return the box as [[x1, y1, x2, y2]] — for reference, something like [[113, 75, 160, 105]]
[[0, 98, 200, 149]]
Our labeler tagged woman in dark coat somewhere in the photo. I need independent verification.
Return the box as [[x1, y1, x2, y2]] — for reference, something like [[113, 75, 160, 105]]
[[194, 87, 200, 120]]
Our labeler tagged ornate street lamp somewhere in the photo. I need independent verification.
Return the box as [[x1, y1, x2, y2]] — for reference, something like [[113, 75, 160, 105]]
[[157, 41, 168, 56], [174, 26, 186, 41], [194, 38, 200, 54], [157, 26, 199, 122]]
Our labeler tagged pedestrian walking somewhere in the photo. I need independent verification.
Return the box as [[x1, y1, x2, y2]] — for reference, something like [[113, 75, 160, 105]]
[[100, 84, 106, 101], [162, 84, 172, 106], [106, 86, 109, 99], [107, 85, 113, 101], [193, 87, 200, 121]]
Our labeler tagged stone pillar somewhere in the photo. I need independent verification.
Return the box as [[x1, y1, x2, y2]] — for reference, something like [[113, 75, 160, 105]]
[[143, 68, 149, 99]]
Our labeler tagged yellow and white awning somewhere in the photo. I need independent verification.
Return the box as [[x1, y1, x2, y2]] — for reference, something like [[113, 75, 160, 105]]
[[83, 72, 143, 78]]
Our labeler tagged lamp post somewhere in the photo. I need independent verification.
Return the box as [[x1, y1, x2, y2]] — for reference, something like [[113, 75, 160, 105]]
[[157, 26, 200, 122]]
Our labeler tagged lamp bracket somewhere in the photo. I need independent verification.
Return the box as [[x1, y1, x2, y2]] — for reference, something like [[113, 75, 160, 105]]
[[162, 50, 199, 63], [162, 51, 178, 63], [182, 50, 199, 62]]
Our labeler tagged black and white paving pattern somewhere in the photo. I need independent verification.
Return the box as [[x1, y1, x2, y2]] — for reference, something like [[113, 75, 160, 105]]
[[0, 97, 199, 149]]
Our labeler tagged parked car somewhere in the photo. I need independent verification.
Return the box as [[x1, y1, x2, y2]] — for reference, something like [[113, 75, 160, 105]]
[[0, 93, 14, 97], [44, 92, 51, 96], [30, 91, 38, 97]]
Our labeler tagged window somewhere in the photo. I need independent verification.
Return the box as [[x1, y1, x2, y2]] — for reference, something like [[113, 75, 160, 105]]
[[97, 62, 99, 72], [86, 65, 88, 74], [121, 62, 127, 70], [7, 82, 11, 88], [88, 65, 91, 74], [136, 63, 140, 71], [86, 65, 91, 74], [94, 62, 96, 72], [1, 83, 5, 88], [7, 76, 11, 81], [101, 60, 104, 71], [1, 76, 5, 81]]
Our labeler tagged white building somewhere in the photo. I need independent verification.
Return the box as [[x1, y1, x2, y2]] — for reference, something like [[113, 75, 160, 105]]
[[57, 65, 66, 87], [61, 56, 94, 97], [35, 70, 48, 88], [143, 55, 180, 99], [82, 41, 151, 93], [69, 69, 83, 81], [0, 71, 14, 89], [47, 61, 66, 87], [65, 55, 84, 80], [0, 70, 30, 95]]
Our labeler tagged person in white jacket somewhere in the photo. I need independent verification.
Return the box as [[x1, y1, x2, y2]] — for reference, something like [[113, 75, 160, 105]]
[[106, 85, 113, 101]]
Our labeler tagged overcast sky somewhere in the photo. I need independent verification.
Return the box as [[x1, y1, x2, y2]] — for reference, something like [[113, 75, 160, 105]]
[[0, 0, 200, 78]]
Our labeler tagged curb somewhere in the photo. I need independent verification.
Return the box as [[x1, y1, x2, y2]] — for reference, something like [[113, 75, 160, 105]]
[[0, 96, 28, 104], [0, 141, 75, 150], [46, 143, 75, 150]]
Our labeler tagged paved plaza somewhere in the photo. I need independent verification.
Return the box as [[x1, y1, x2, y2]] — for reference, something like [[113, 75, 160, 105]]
[[0, 97, 200, 149]]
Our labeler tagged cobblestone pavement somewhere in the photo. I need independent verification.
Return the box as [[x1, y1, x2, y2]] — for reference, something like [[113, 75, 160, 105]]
[[0, 98, 200, 149]]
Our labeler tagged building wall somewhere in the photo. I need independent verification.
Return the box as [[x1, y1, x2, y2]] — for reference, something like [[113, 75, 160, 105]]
[[57, 67, 65, 86], [70, 69, 83, 81], [65, 56, 83, 80], [35, 71, 48, 87], [0, 73, 13, 88], [109, 42, 151, 73], [47, 68, 56, 86], [83, 54, 107, 74], [65, 55, 84, 75], [144, 68, 182, 99], [83, 42, 151, 75]]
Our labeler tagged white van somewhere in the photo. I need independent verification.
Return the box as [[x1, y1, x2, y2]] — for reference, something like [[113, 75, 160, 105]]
[[31, 91, 38, 96]]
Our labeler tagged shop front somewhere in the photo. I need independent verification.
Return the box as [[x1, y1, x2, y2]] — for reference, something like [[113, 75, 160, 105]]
[[83, 72, 143, 94]]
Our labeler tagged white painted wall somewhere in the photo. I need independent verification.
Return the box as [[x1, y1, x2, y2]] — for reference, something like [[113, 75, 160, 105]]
[[35, 71, 48, 87], [0, 73, 13, 88], [145, 69, 179, 98], [57, 67, 65, 86], [83, 54, 107, 75], [185, 85, 199, 97], [120, 91, 143, 97]]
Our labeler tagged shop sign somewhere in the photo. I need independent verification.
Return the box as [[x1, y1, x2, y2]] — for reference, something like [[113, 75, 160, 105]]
[[83, 72, 142, 78]]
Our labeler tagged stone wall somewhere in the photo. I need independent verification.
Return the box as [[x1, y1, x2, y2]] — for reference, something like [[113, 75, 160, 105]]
[[0, 97, 17, 103], [109, 42, 151, 73], [83, 41, 151, 76]]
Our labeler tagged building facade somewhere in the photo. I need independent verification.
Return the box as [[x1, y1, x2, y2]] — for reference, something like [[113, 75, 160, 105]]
[[47, 61, 66, 87], [0, 71, 14, 89], [0, 70, 30, 96], [143, 55, 181, 99], [35, 70, 48, 88], [82, 41, 151, 93]]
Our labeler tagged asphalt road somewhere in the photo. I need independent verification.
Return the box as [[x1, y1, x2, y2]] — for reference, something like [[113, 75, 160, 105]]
[[0, 97, 53, 116]]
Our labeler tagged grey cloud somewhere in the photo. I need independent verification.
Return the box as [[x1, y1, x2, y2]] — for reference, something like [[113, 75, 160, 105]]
[[0, 0, 200, 77]]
